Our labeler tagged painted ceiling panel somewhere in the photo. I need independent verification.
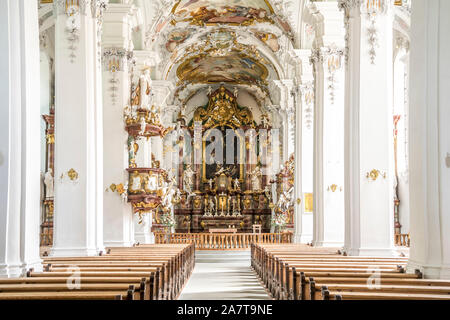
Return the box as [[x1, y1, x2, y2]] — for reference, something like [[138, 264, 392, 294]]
[[172, 0, 275, 25], [177, 51, 268, 84]]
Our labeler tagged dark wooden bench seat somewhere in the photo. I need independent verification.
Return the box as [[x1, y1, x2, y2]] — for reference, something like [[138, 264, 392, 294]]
[[323, 290, 450, 300]]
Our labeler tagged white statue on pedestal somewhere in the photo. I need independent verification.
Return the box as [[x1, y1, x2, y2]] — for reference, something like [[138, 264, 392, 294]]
[[183, 164, 195, 195], [44, 169, 54, 199], [208, 197, 215, 216], [139, 68, 151, 110], [250, 165, 262, 191], [139, 117, 146, 135], [208, 178, 214, 190], [233, 178, 240, 190]]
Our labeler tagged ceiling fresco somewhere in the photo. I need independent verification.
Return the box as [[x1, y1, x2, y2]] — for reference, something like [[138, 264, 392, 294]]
[[176, 51, 269, 85], [171, 0, 275, 26]]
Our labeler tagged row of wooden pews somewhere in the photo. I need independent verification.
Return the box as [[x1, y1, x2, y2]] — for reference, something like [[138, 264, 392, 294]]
[[251, 244, 450, 300], [0, 244, 195, 300]]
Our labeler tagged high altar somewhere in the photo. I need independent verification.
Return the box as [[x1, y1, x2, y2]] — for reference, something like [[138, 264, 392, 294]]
[[175, 86, 273, 233]]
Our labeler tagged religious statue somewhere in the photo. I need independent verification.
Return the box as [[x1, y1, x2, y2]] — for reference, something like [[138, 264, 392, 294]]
[[139, 68, 151, 110], [183, 164, 195, 195], [250, 165, 263, 191], [278, 186, 294, 212], [44, 169, 54, 199], [208, 197, 215, 216], [233, 178, 240, 191], [208, 178, 214, 190], [139, 117, 146, 135], [127, 136, 137, 167], [150, 104, 161, 125], [215, 162, 226, 176], [261, 113, 270, 128]]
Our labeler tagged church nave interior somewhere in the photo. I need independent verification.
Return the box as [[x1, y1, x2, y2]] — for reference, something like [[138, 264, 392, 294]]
[[1, 0, 450, 303]]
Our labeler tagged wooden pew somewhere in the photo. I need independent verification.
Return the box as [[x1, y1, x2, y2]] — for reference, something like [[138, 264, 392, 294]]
[[250, 243, 450, 301], [0, 243, 194, 301]]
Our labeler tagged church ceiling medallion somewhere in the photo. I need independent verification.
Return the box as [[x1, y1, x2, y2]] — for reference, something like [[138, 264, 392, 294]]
[[171, 0, 275, 26]]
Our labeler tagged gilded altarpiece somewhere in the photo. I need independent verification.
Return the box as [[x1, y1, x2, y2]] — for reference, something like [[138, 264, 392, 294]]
[[175, 86, 272, 233]]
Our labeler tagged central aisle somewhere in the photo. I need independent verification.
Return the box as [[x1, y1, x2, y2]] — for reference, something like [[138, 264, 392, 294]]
[[178, 251, 271, 300]]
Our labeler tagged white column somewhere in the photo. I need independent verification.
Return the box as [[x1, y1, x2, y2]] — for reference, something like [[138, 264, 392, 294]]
[[293, 84, 304, 243], [298, 50, 315, 244], [407, 0, 450, 279], [311, 2, 346, 247], [134, 213, 154, 245], [0, 0, 42, 277], [52, 1, 106, 257], [311, 49, 325, 247], [102, 3, 134, 247], [339, 0, 396, 256]]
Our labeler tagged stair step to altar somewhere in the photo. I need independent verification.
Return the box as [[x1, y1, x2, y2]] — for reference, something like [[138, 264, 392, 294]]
[[179, 251, 271, 300]]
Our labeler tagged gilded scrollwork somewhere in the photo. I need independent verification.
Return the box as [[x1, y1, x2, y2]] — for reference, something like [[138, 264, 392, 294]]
[[192, 86, 254, 130]]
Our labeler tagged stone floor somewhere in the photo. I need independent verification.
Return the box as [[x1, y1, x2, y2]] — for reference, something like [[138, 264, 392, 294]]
[[178, 250, 271, 300]]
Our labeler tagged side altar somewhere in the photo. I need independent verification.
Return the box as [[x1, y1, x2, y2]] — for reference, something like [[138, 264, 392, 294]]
[[174, 86, 273, 233]]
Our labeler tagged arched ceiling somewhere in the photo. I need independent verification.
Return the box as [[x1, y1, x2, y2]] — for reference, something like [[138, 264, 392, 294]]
[[143, 0, 300, 108]]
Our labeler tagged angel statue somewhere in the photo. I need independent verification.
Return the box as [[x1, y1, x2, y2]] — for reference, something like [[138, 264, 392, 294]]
[[209, 197, 216, 216], [278, 186, 294, 213]]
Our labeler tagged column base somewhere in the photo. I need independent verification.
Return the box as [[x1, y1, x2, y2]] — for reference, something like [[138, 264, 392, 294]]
[[407, 260, 450, 279], [50, 247, 100, 257], [21, 259, 43, 273], [344, 247, 399, 257], [0, 264, 24, 278]]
